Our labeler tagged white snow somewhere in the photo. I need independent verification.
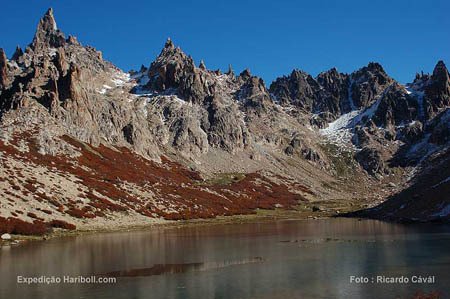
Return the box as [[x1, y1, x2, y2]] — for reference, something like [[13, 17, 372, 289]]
[[349, 97, 381, 127], [48, 48, 58, 57], [112, 71, 131, 87], [96, 85, 112, 95], [130, 70, 152, 95], [319, 110, 358, 147], [319, 87, 385, 147], [319, 99, 382, 147], [405, 83, 425, 120]]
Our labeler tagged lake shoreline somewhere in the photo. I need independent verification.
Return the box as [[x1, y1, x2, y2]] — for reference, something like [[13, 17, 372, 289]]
[[4, 206, 447, 247], [1, 209, 339, 246]]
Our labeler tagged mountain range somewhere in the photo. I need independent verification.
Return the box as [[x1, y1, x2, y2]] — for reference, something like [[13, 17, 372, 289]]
[[1, 9, 449, 235]]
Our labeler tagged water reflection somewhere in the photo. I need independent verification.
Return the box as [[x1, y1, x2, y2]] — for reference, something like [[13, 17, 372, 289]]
[[103, 257, 264, 277], [0, 218, 449, 299]]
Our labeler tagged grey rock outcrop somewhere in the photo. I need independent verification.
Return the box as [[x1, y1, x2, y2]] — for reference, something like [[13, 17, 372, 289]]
[[424, 60, 450, 119], [0, 48, 7, 88], [269, 62, 393, 126], [355, 147, 387, 175], [269, 69, 320, 111], [349, 62, 392, 108], [371, 83, 418, 128], [11, 46, 24, 61]]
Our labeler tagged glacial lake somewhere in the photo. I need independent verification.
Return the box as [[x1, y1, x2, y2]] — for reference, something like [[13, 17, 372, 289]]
[[1, 218, 449, 299]]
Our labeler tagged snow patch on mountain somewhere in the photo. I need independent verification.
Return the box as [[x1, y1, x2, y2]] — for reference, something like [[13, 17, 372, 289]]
[[112, 71, 131, 87], [319, 110, 359, 147], [97, 85, 112, 94], [405, 84, 425, 120]]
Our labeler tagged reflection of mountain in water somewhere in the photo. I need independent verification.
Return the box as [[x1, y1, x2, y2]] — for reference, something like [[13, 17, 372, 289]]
[[103, 257, 264, 277]]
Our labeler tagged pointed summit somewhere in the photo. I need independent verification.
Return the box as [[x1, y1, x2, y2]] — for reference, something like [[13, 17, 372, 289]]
[[424, 60, 450, 119], [290, 69, 306, 79], [367, 62, 385, 73], [152, 38, 192, 67], [11, 45, 23, 61], [44, 8, 57, 30], [164, 37, 175, 50], [146, 38, 195, 92], [31, 8, 65, 51], [199, 60, 206, 70], [155, 38, 190, 63], [431, 60, 449, 83], [239, 68, 251, 80]]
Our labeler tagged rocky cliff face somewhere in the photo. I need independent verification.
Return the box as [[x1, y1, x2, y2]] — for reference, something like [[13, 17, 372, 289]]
[[0, 9, 448, 234], [269, 62, 393, 126], [424, 60, 450, 119]]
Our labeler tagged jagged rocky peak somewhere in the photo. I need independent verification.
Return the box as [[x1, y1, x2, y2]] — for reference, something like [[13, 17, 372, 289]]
[[316, 67, 342, 83], [423, 60, 450, 119], [239, 73, 273, 114], [269, 68, 319, 109], [156, 38, 192, 66], [238, 68, 252, 81], [164, 37, 175, 50], [31, 8, 66, 51], [199, 59, 206, 70], [145, 38, 196, 93], [411, 71, 430, 89], [143, 38, 245, 105], [349, 62, 393, 108], [372, 82, 418, 128], [11, 46, 23, 61], [270, 67, 350, 117], [0, 7, 118, 127], [269, 61, 394, 116], [289, 69, 315, 84], [316, 68, 351, 114], [431, 60, 449, 86], [316, 68, 349, 92]]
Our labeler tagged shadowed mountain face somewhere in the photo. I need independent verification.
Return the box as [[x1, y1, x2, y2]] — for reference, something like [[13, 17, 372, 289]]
[[0, 9, 449, 233]]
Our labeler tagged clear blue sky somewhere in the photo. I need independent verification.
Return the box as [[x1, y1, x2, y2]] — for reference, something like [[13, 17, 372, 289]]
[[1, 0, 449, 84]]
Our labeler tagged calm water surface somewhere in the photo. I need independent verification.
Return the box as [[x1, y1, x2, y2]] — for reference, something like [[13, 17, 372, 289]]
[[0, 218, 449, 299]]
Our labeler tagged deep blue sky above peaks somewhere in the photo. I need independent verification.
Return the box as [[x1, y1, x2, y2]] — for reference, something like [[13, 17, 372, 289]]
[[1, 0, 449, 84]]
